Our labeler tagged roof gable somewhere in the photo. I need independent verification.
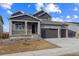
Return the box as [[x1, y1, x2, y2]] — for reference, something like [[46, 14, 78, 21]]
[[11, 11, 24, 16], [9, 14, 40, 21], [33, 10, 51, 20], [33, 10, 45, 16], [33, 10, 51, 17]]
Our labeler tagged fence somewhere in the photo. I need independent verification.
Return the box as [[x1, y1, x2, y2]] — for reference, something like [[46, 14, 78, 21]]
[[0, 32, 9, 39]]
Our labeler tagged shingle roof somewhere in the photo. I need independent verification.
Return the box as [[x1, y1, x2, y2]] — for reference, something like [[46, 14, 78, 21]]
[[41, 20, 68, 26], [11, 11, 24, 16], [33, 10, 45, 16], [33, 10, 51, 18]]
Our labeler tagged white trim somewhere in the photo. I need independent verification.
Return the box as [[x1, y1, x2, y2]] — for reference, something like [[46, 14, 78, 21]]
[[25, 21, 27, 35], [10, 20, 40, 22], [9, 20, 12, 36], [38, 22, 40, 35], [10, 20, 26, 22], [66, 29, 68, 38], [58, 28, 60, 38], [9, 14, 41, 21]]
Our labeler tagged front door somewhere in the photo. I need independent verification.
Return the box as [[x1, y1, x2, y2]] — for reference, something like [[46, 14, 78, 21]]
[[27, 22, 38, 35], [32, 24, 36, 34]]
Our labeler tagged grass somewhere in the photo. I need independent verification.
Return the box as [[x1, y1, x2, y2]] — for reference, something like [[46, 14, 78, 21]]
[[0, 39, 59, 55]]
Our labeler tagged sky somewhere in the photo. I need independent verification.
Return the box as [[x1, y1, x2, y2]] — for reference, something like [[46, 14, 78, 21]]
[[0, 3, 79, 32]]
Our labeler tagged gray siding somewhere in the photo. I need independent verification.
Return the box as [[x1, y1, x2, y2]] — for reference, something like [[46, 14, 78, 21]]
[[33, 10, 51, 21], [10, 15, 39, 21]]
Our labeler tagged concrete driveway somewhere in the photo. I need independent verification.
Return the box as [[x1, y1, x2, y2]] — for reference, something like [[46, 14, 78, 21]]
[[46, 38, 79, 48]]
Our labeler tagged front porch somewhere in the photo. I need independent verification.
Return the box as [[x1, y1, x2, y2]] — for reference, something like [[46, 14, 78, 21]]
[[9, 20, 40, 39]]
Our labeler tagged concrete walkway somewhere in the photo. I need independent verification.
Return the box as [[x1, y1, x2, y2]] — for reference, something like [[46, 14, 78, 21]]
[[3, 38, 79, 56]]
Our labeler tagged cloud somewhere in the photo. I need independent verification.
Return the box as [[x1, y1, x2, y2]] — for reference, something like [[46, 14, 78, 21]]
[[35, 3, 61, 13], [27, 5, 31, 8], [45, 3, 61, 13], [7, 10, 12, 14], [0, 3, 13, 14], [66, 15, 71, 19], [73, 15, 78, 18], [74, 7, 78, 11], [35, 3, 44, 11], [52, 17, 64, 22], [0, 3, 13, 9]]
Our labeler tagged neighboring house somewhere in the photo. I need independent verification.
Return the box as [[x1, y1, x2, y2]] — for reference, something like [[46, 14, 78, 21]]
[[9, 10, 78, 39], [0, 16, 3, 33]]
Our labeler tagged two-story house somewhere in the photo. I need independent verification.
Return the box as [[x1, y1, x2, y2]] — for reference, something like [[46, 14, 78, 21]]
[[9, 10, 78, 39]]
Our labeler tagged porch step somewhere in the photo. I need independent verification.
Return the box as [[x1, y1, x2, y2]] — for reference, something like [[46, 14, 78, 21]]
[[32, 34, 41, 39], [10, 35, 32, 39]]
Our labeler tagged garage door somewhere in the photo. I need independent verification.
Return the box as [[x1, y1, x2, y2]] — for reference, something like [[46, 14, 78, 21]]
[[41, 29, 58, 38], [68, 30, 76, 37], [61, 29, 66, 38]]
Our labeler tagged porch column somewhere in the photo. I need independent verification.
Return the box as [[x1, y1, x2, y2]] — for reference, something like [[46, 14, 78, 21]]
[[9, 20, 12, 36], [38, 22, 40, 35], [25, 21, 27, 35], [76, 32, 78, 38], [58, 28, 60, 38], [66, 29, 68, 38]]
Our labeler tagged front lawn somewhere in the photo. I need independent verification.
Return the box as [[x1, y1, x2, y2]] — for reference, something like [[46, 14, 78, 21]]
[[0, 39, 59, 55]]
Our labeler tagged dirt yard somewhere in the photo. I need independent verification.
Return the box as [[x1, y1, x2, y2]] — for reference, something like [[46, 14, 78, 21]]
[[0, 39, 59, 55]]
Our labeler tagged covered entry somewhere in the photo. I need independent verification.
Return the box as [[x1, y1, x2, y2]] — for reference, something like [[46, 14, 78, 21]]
[[27, 22, 38, 35], [41, 28, 58, 38]]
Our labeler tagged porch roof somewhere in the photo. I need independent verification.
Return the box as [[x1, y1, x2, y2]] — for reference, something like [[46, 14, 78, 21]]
[[9, 14, 41, 21]]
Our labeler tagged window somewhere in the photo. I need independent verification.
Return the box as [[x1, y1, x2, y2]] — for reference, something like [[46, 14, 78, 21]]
[[15, 23, 24, 30]]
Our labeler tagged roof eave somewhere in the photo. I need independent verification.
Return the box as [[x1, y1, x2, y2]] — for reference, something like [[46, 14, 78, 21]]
[[9, 14, 41, 21]]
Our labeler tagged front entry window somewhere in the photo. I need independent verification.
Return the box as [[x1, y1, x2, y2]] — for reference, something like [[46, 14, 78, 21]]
[[15, 23, 24, 30]]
